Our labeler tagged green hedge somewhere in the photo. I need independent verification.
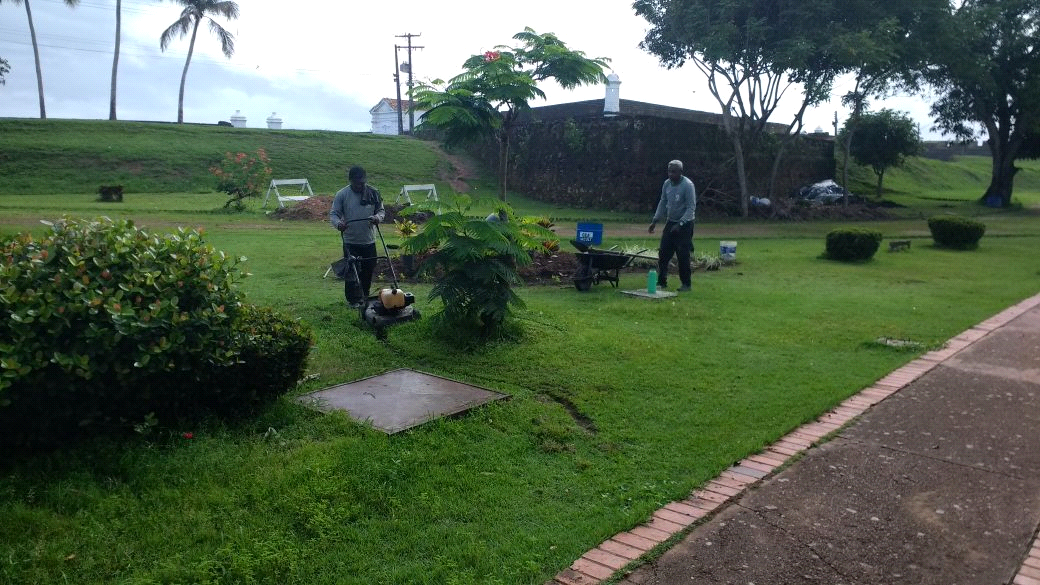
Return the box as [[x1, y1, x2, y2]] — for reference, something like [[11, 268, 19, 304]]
[[824, 228, 882, 262], [928, 215, 986, 249], [0, 217, 312, 448], [211, 305, 313, 414]]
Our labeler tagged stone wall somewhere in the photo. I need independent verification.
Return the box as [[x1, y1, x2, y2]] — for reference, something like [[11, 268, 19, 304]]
[[468, 99, 836, 216], [920, 140, 989, 161]]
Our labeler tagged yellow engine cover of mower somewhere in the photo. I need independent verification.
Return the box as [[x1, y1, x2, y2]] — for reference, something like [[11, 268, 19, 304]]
[[378, 288, 407, 310]]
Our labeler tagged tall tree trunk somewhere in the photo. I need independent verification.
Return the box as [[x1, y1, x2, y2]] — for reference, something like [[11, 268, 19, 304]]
[[730, 132, 749, 217], [840, 131, 854, 204], [177, 20, 200, 124], [23, 0, 46, 119], [718, 104, 749, 217], [767, 139, 788, 199], [982, 124, 1022, 207], [109, 0, 121, 120], [875, 170, 885, 198], [498, 135, 509, 202], [984, 148, 1018, 206]]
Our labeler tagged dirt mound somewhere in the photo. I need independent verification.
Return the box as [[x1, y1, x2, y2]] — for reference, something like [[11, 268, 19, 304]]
[[268, 195, 335, 222], [269, 197, 431, 226], [374, 250, 582, 288]]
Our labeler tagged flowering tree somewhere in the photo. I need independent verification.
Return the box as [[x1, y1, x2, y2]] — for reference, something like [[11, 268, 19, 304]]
[[414, 28, 608, 202], [210, 149, 272, 209]]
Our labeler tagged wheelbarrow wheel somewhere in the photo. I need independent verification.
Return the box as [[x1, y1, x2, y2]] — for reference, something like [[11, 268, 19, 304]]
[[573, 263, 593, 291]]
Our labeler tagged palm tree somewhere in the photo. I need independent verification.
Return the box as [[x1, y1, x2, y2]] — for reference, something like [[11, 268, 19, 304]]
[[1, 0, 80, 119], [160, 0, 239, 124], [109, 0, 121, 120]]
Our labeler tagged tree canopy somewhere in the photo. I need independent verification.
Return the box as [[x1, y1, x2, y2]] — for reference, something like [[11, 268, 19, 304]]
[[634, 0, 944, 214], [922, 0, 1040, 205], [840, 109, 922, 197]]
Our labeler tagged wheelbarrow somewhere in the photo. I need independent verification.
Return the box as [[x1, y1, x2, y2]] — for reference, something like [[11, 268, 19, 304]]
[[570, 240, 652, 291]]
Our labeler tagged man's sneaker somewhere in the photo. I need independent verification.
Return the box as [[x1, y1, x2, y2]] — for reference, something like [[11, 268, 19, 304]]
[[677, 285, 692, 292]]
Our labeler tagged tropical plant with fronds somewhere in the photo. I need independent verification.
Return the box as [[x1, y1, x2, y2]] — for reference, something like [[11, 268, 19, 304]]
[[414, 28, 608, 202], [401, 196, 554, 342], [160, 0, 240, 123]]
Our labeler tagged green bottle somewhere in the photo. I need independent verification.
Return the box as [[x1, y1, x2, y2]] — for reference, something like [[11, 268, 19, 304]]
[[647, 269, 657, 294]]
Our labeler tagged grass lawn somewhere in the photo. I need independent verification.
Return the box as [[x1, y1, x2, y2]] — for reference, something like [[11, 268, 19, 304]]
[[2, 122, 1040, 584]]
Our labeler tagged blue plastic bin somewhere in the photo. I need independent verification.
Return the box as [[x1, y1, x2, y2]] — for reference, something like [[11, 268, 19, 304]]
[[576, 222, 603, 245]]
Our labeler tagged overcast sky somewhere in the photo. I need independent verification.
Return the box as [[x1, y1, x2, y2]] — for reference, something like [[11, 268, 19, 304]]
[[1, 0, 947, 138]]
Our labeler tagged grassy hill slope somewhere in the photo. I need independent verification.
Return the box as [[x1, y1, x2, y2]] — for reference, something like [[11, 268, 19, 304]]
[[3, 118, 1039, 212], [0, 119, 473, 196], [840, 152, 1040, 207]]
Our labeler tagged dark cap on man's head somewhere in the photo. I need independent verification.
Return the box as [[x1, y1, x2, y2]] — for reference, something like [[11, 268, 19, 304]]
[[348, 166, 366, 182]]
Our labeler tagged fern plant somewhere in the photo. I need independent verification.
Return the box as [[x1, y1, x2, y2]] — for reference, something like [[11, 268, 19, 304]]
[[402, 196, 555, 341]]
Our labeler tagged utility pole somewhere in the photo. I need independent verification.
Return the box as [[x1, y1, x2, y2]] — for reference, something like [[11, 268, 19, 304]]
[[395, 33, 423, 135], [393, 46, 404, 135]]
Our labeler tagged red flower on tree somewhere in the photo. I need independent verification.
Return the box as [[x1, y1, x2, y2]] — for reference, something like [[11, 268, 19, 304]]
[[483, 50, 501, 62]]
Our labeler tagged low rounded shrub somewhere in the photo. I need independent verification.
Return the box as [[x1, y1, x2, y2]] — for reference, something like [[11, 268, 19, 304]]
[[0, 217, 310, 448], [824, 228, 882, 261], [928, 215, 986, 249], [209, 304, 313, 415]]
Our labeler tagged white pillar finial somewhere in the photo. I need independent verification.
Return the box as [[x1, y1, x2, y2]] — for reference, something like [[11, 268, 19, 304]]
[[604, 73, 621, 116]]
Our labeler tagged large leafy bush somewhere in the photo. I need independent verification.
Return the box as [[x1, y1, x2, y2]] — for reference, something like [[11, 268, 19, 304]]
[[0, 217, 310, 448], [211, 304, 313, 413], [928, 215, 986, 249], [402, 198, 556, 342], [824, 228, 882, 262]]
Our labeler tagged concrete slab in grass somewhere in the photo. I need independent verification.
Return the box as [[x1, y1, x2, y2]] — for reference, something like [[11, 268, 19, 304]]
[[621, 289, 679, 300], [296, 369, 509, 434]]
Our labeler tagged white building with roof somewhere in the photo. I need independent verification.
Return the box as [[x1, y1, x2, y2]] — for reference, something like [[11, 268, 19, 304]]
[[370, 98, 427, 135]]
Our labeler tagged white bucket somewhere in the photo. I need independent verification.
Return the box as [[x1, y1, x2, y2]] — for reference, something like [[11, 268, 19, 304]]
[[720, 241, 737, 261]]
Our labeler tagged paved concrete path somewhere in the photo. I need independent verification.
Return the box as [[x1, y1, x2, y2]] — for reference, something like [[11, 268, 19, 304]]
[[550, 293, 1040, 585]]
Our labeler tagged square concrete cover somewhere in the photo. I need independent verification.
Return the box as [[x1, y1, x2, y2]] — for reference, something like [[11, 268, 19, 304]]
[[296, 369, 509, 434], [621, 289, 678, 299]]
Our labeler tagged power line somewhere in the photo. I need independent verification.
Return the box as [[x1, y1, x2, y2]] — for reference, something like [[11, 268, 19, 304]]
[[0, 36, 381, 78]]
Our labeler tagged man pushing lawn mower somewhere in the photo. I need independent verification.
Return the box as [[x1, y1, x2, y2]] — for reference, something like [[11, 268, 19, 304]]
[[330, 165, 419, 330], [331, 165, 384, 308]]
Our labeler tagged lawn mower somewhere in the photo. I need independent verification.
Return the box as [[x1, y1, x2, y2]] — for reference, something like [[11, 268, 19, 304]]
[[330, 218, 420, 331]]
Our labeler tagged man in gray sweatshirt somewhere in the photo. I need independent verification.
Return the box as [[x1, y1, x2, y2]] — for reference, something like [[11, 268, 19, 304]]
[[648, 159, 696, 291], [330, 166, 386, 307]]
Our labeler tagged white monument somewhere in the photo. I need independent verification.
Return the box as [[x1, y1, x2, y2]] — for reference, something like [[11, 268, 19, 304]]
[[266, 112, 283, 129], [230, 110, 247, 128]]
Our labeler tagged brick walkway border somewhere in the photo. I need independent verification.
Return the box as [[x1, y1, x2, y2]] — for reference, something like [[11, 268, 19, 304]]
[[548, 293, 1040, 585]]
